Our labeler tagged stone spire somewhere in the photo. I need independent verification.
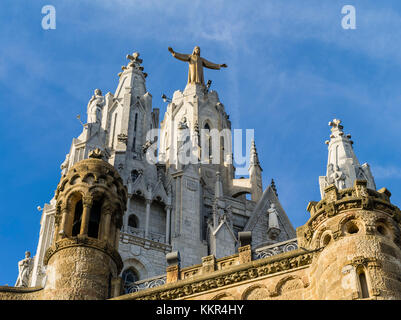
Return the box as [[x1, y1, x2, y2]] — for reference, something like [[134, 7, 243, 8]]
[[248, 140, 263, 202], [249, 139, 261, 168], [115, 51, 148, 100], [319, 119, 376, 198]]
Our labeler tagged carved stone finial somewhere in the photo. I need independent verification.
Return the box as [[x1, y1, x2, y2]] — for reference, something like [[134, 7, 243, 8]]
[[127, 52, 143, 64], [88, 148, 103, 159], [329, 119, 343, 131]]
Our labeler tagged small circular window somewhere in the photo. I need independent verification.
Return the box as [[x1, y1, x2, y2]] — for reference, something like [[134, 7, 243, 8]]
[[344, 221, 359, 234]]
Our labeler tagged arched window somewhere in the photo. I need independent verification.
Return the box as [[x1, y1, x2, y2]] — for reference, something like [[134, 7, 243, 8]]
[[358, 268, 370, 299], [88, 199, 102, 239], [204, 123, 212, 159], [122, 267, 139, 294], [128, 214, 139, 229], [72, 199, 83, 236]]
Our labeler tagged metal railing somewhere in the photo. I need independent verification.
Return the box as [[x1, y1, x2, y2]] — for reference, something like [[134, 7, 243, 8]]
[[122, 226, 166, 244], [124, 274, 167, 294], [253, 238, 298, 260]]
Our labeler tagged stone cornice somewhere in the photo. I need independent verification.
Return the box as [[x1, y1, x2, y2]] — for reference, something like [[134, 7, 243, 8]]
[[112, 248, 314, 300], [0, 286, 43, 293], [43, 235, 123, 274]]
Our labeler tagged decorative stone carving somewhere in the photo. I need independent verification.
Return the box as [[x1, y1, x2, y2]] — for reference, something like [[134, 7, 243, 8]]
[[117, 133, 128, 144], [178, 117, 188, 130], [88, 148, 103, 159], [242, 285, 270, 300], [129, 251, 313, 300]]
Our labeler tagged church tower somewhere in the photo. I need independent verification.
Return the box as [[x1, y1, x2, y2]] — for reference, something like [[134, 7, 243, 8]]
[[29, 47, 296, 291], [298, 120, 401, 299], [42, 151, 127, 300]]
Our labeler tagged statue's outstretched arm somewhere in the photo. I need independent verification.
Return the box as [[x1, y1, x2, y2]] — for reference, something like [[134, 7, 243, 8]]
[[202, 58, 227, 70], [168, 47, 190, 62]]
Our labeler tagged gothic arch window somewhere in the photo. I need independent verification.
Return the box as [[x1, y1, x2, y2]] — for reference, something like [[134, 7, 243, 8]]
[[204, 122, 212, 159], [122, 267, 139, 294], [128, 214, 139, 229]]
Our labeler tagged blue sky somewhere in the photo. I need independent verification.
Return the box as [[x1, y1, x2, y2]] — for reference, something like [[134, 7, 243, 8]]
[[1, 1, 401, 285]]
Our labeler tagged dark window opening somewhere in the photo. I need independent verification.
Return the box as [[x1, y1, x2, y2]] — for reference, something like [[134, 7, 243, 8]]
[[134, 113, 138, 132], [122, 268, 139, 294], [359, 271, 370, 298], [128, 214, 138, 228], [204, 123, 212, 158], [88, 200, 102, 239], [72, 200, 83, 236], [131, 170, 139, 183]]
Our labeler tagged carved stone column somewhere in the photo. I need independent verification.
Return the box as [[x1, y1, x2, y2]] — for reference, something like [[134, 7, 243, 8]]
[[79, 195, 93, 236], [102, 206, 112, 242], [165, 205, 172, 244], [145, 199, 151, 238], [58, 205, 69, 238]]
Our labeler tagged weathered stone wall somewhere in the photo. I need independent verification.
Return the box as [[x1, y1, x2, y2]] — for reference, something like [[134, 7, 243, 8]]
[[43, 246, 117, 300], [307, 209, 401, 300]]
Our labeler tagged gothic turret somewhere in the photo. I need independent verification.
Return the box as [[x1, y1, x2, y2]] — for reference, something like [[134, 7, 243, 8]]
[[42, 151, 127, 299], [319, 119, 376, 199]]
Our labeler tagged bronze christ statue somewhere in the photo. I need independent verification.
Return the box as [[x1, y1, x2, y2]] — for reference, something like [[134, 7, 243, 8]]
[[168, 46, 227, 85]]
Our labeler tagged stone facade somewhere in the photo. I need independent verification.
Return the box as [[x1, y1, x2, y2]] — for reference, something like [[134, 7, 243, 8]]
[[114, 181, 401, 300], [25, 51, 295, 292], [2, 49, 401, 300]]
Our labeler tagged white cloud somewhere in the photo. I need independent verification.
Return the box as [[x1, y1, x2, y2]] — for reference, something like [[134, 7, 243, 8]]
[[371, 165, 401, 179]]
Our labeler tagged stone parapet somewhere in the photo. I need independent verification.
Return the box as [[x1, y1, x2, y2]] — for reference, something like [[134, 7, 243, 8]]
[[298, 180, 401, 248], [112, 248, 314, 300]]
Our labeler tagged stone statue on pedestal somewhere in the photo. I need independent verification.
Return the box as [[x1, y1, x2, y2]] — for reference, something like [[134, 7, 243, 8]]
[[87, 89, 105, 124], [267, 203, 281, 240], [15, 251, 33, 287]]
